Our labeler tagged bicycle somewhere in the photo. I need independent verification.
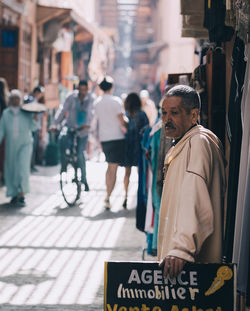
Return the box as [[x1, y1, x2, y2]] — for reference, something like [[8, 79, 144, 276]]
[[59, 127, 82, 206]]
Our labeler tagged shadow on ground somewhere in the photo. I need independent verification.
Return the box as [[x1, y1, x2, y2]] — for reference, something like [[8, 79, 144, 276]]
[[85, 207, 136, 221], [0, 203, 26, 215], [0, 269, 55, 286], [53, 203, 84, 217]]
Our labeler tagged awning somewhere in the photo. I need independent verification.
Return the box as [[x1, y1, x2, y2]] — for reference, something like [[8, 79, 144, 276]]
[[70, 9, 113, 47], [180, 0, 208, 38], [36, 4, 113, 47], [0, 0, 25, 14], [36, 5, 70, 26], [36, 3, 114, 80]]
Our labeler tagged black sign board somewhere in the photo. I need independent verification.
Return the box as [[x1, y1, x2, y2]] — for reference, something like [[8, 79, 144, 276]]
[[104, 261, 236, 311]]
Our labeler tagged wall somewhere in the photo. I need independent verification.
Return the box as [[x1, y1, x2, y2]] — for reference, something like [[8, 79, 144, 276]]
[[154, 0, 198, 83], [20, 0, 37, 92]]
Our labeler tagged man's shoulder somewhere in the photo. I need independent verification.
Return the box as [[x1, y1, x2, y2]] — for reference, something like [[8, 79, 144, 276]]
[[65, 90, 78, 100], [83, 91, 95, 102], [2, 107, 10, 114], [0, 108, 9, 119], [95, 94, 121, 105], [112, 95, 122, 104], [94, 96, 103, 106], [189, 126, 221, 151], [63, 91, 78, 108], [88, 92, 97, 100], [187, 131, 216, 161], [187, 128, 224, 178], [190, 131, 210, 145]]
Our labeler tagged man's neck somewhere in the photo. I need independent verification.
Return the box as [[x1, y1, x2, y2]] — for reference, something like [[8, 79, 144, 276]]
[[172, 123, 198, 146], [104, 90, 112, 95], [78, 94, 85, 102]]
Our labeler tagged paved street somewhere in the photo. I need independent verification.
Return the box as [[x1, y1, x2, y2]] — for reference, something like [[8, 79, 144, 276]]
[[0, 159, 150, 310]]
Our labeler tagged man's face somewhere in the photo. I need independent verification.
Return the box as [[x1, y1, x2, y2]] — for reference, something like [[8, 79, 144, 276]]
[[11, 96, 21, 107], [161, 96, 198, 139], [34, 91, 43, 101], [78, 85, 88, 98]]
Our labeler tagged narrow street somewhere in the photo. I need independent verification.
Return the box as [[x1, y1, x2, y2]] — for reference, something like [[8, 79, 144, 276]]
[[0, 160, 148, 310], [1, 0, 249, 309]]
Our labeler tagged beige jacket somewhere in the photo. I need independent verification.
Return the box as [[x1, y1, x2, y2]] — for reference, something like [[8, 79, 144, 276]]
[[158, 125, 226, 263]]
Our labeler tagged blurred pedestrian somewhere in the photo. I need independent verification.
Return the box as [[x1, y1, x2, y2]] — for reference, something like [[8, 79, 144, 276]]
[[0, 78, 9, 115], [94, 76, 127, 210], [0, 77, 9, 186], [120, 92, 149, 209], [158, 85, 226, 278], [52, 80, 96, 191], [139, 89, 158, 127], [24, 86, 45, 171], [0, 89, 39, 207]]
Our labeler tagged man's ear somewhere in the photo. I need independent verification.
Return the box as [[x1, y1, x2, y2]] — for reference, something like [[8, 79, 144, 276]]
[[191, 108, 199, 124]]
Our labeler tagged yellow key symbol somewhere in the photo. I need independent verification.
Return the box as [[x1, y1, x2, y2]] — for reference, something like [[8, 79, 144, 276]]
[[205, 266, 233, 296]]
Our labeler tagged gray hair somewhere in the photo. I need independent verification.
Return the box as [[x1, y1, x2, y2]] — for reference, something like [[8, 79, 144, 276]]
[[10, 89, 22, 100], [164, 85, 201, 114]]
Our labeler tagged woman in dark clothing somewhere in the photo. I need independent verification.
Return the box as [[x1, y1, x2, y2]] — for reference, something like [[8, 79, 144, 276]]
[[121, 92, 149, 208]]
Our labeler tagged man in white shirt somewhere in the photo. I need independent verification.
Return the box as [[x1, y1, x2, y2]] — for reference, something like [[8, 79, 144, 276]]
[[94, 76, 127, 210]]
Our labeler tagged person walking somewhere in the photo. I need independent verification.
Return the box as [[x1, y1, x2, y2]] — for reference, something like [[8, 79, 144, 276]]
[[52, 80, 96, 191], [0, 89, 39, 207], [158, 85, 226, 279], [24, 86, 45, 171], [94, 76, 127, 210], [139, 89, 158, 127], [120, 92, 149, 209]]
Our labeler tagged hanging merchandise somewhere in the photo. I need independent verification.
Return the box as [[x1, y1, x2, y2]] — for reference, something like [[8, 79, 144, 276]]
[[232, 43, 250, 305], [136, 126, 151, 233], [206, 47, 226, 147], [223, 36, 246, 263], [149, 119, 164, 252], [235, 0, 250, 44], [204, 0, 234, 43], [53, 27, 74, 52], [189, 63, 208, 128]]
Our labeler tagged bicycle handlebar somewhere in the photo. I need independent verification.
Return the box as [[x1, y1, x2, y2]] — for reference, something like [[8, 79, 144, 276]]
[[66, 126, 83, 134]]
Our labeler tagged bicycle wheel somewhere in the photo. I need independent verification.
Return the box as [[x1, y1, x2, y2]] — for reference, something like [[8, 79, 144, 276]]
[[60, 162, 82, 206]]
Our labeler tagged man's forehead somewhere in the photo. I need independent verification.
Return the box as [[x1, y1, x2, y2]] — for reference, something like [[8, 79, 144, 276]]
[[162, 96, 182, 108], [79, 85, 88, 90]]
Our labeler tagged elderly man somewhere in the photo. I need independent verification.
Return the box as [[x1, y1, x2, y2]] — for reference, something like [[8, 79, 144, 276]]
[[0, 89, 38, 207], [158, 85, 226, 279]]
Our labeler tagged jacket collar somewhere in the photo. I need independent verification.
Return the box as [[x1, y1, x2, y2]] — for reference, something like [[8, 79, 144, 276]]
[[165, 125, 225, 167]]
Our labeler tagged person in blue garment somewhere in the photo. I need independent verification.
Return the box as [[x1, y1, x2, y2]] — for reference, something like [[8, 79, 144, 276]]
[[120, 92, 149, 209], [0, 89, 39, 207], [52, 80, 96, 191]]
